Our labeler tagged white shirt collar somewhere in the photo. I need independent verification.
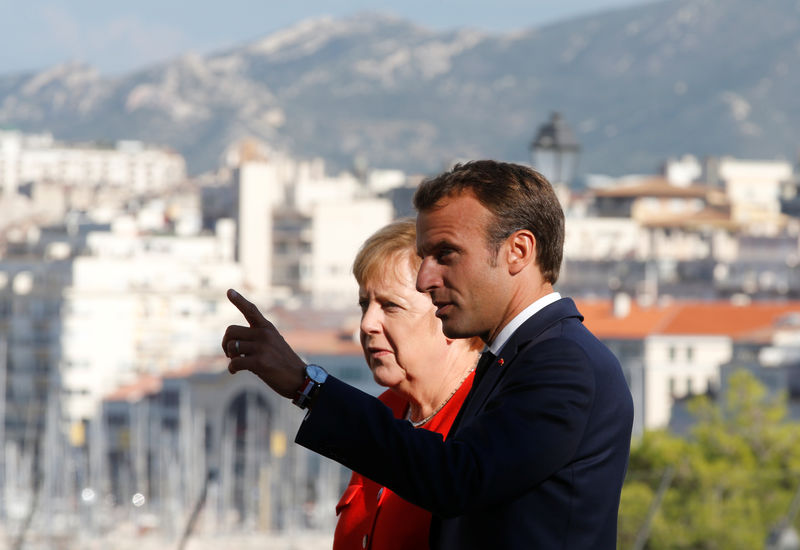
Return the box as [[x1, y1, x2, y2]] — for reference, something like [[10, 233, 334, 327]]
[[487, 292, 561, 356]]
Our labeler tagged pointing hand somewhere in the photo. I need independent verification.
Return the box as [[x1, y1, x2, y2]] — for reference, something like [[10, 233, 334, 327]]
[[222, 289, 306, 399]]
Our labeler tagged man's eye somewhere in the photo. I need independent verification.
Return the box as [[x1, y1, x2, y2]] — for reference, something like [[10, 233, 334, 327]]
[[358, 300, 369, 312], [383, 302, 401, 311], [436, 249, 454, 262]]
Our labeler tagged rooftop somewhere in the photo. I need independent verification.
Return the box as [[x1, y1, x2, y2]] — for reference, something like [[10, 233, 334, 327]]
[[592, 177, 715, 199], [577, 298, 800, 341]]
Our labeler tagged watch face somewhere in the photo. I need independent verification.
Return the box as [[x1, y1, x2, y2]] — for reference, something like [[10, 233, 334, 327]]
[[306, 364, 328, 383]]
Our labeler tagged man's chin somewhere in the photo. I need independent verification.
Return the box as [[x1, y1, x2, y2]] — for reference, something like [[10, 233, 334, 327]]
[[442, 320, 471, 340]]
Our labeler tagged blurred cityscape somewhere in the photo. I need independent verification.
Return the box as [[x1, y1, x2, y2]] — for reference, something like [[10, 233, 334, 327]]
[[0, 109, 799, 550]]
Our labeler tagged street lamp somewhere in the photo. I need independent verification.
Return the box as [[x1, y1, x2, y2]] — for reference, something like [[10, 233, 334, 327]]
[[530, 112, 581, 186]]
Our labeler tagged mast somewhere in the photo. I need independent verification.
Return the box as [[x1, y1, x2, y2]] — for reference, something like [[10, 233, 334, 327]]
[[0, 336, 6, 520]]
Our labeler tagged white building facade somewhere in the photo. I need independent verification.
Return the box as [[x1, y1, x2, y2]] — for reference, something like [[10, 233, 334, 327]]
[[0, 130, 186, 195], [236, 158, 395, 310], [642, 334, 729, 428], [717, 157, 793, 233], [60, 217, 243, 423]]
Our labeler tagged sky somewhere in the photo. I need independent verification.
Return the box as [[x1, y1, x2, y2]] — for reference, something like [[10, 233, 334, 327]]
[[0, 0, 655, 76]]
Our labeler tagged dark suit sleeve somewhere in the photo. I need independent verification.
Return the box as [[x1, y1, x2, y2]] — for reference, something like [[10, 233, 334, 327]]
[[296, 337, 595, 518]]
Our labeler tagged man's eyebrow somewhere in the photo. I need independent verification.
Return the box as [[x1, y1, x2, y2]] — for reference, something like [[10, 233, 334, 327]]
[[418, 239, 459, 256], [416, 240, 432, 257]]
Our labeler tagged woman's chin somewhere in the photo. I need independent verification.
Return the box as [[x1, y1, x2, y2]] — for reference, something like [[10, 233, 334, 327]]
[[371, 368, 405, 389]]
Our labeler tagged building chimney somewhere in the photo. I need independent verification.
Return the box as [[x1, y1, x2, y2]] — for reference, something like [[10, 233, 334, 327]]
[[613, 292, 632, 318]]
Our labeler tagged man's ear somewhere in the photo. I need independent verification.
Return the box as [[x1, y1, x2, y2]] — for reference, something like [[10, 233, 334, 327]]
[[505, 230, 536, 275]]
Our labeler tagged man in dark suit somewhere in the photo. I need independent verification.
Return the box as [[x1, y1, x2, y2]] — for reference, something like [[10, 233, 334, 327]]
[[223, 160, 633, 549]]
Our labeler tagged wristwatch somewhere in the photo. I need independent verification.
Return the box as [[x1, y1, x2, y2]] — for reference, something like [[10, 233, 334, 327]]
[[292, 364, 328, 410]]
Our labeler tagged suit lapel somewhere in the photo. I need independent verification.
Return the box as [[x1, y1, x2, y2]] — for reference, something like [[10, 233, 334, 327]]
[[451, 298, 584, 432]]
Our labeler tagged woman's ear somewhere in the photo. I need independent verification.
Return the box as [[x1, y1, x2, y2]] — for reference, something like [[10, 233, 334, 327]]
[[506, 230, 536, 275]]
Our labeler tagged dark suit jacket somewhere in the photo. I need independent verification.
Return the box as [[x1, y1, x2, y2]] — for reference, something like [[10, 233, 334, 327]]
[[296, 298, 634, 549]]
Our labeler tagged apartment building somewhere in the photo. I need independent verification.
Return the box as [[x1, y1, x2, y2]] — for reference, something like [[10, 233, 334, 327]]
[[235, 158, 394, 310], [0, 130, 186, 196], [578, 298, 800, 432]]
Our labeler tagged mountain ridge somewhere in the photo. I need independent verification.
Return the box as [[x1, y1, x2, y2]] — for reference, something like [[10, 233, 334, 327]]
[[1, 0, 799, 177]]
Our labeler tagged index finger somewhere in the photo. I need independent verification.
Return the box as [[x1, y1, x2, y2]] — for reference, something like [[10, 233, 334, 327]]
[[227, 288, 270, 328]]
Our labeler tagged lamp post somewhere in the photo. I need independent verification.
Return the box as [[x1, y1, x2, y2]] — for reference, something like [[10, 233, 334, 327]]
[[530, 112, 581, 188]]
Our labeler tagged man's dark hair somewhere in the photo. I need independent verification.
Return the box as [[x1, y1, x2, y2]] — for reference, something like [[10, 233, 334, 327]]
[[413, 160, 565, 284]]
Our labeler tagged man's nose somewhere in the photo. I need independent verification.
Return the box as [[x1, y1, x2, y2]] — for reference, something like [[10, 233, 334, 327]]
[[416, 258, 439, 293]]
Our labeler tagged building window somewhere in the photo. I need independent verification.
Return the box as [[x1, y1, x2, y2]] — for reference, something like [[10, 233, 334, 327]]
[[669, 377, 676, 396], [162, 390, 179, 408], [107, 414, 128, 427], [687, 378, 694, 395], [687, 346, 694, 362], [668, 346, 676, 362]]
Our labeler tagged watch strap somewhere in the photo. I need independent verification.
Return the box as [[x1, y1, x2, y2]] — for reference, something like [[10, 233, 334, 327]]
[[292, 365, 327, 409]]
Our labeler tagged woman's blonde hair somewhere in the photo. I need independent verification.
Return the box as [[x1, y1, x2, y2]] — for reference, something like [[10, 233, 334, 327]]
[[352, 218, 420, 287]]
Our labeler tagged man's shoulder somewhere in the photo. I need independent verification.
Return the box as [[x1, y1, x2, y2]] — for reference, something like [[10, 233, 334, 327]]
[[513, 299, 619, 368], [512, 297, 583, 341]]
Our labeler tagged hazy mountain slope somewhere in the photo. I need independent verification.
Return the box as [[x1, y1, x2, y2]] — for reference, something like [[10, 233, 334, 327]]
[[1, 0, 798, 176]]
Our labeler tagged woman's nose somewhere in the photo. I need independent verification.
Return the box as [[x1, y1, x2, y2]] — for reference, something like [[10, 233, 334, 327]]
[[360, 303, 381, 333]]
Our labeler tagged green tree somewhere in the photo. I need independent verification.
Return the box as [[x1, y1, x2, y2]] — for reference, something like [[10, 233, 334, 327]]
[[619, 369, 800, 549]]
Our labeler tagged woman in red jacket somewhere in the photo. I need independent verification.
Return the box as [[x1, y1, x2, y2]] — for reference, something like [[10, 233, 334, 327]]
[[333, 219, 480, 550]]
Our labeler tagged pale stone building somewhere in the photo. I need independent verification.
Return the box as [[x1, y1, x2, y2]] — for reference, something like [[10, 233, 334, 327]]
[[0, 130, 186, 196]]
